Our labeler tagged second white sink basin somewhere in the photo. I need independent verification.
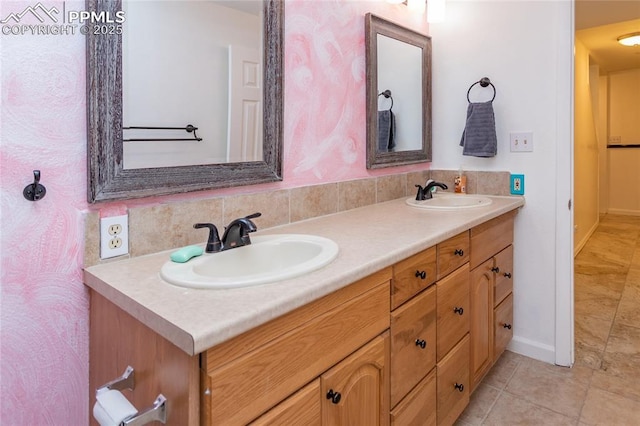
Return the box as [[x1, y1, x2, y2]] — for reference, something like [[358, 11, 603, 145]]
[[406, 193, 493, 210], [160, 234, 339, 289]]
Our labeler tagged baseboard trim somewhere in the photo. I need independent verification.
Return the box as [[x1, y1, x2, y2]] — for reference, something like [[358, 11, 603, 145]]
[[574, 219, 599, 257], [507, 335, 558, 365], [607, 208, 640, 217]]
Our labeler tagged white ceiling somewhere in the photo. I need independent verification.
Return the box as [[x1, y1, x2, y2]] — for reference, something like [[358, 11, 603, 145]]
[[575, 0, 640, 73]]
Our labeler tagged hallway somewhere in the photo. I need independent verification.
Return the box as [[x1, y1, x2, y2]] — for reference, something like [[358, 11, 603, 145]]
[[456, 214, 640, 425]]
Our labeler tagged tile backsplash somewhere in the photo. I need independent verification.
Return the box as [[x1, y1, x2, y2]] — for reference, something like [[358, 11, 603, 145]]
[[84, 169, 511, 267]]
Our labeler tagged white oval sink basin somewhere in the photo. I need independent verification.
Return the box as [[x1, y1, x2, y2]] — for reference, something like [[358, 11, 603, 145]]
[[160, 234, 339, 289], [406, 194, 493, 210]]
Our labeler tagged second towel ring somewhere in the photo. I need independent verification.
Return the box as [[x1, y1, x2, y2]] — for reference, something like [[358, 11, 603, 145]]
[[467, 77, 496, 103], [378, 89, 393, 110]]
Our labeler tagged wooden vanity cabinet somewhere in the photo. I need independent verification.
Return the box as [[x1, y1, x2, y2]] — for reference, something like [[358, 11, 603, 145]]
[[88, 209, 519, 426], [468, 211, 516, 392]]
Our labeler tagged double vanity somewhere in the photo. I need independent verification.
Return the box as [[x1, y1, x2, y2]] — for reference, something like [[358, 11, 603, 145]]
[[85, 194, 524, 425]]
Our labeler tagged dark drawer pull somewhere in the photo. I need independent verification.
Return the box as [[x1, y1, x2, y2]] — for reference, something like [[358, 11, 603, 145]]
[[326, 389, 341, 404], [415, 270, 427, 280], [454, 249, 464, 256], [415, 339, 427, 349], [454, 383, 464, 392], [504, 272, 512, 279], [503, 323, 512, 330], [491, 266, 500, 273], [453, 307, 464, 315]]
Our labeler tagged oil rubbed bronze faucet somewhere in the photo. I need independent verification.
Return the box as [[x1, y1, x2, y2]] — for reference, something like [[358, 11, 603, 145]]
[[194, 212, 262, 253], [415, 181, 448, 200], [221, 212, 261, 250]]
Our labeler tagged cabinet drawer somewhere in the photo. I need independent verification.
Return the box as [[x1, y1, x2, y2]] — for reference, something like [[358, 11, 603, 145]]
[[250, 379, 321, 426], [392, 246, 437, 310], [494, 245, 513, 307], [390, 368, 436, 426], [390, 285, 436, 407], [470, 211, 515, 269], [494, 293, 513, 362], [436, 264, 470, 361], [436, 335, 470, 426], [437, 232, 469, 280], [205, 282, 390, 425]]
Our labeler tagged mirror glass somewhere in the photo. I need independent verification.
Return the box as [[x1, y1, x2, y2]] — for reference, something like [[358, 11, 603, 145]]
[[365, 13, 432, 169], [86, 0, 283, 202], [122, 1, 263, 169]]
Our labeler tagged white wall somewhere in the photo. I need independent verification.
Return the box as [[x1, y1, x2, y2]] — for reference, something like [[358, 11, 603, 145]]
[[607, 69, 640, 215], [430, 0, 573, 364], [598, 76, 609, 214], [573, 40, 600, 254]]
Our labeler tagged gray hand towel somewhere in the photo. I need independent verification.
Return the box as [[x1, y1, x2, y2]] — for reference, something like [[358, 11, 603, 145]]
[[459, 101, 497, 157], [378, 110, 396, 152]]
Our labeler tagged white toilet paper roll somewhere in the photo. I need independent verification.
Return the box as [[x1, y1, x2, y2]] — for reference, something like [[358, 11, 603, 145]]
[[93, 388, 138, 426]]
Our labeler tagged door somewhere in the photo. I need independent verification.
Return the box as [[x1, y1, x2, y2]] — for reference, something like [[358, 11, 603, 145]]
[[228, 44, 262, 162]]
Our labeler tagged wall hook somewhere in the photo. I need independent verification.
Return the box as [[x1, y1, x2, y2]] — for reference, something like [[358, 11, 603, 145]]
[[23, 170, 46, 201]]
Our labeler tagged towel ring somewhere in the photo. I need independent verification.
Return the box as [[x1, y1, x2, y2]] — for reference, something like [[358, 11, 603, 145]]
[[378, 89, 393, 110], [467, 77, 496, 103]]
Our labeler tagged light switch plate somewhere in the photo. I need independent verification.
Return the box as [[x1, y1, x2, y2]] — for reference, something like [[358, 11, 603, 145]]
[[510, 174, 525, 195], [510, 132, 533, 152]]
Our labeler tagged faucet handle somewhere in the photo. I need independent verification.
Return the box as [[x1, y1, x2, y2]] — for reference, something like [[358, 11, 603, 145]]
[[245, 212, 262, 220], [415, 184, 426, 201], [193, 223, 222, 253]]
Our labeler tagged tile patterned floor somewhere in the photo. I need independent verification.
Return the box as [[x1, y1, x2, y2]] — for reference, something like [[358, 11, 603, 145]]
[[456, 214, 640, 425]]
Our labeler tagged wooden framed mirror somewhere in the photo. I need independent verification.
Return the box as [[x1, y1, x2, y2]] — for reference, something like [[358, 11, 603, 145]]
[[86, 0, 283, 202], [365, 13, 432, 169]]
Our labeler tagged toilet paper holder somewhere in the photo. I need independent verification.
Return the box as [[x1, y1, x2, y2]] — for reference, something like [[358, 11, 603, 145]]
[[97, 366, 167, 426]]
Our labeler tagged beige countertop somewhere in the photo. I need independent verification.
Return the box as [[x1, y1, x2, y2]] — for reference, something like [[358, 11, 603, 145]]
[[84, 195, 524, 356]]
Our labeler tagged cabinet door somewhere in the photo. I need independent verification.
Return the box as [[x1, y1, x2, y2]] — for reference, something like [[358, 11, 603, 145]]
[[493, 245, 513, 307], [390, 285, 436, 407], [250, 379, 321, 426], [494, 293, 514, 362], [390, 368, 436, 426], [436, 335, 470, 426], [469, 258, 494, 393], [436, 264, 470, 361], [321, 333, 390, 426]]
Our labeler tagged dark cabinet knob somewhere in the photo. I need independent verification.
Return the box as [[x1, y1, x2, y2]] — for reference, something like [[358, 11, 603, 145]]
[[504, 272, 512, 278], [326, 389, 341, 404], [491, 266, 500, 273], [503, 323, 512, 330], [454, 307, 464, 315], [415, 339, 427, 349], [454, 249, 464, 256], [415, 270, 427, 280], [454, 383, 465, 392]]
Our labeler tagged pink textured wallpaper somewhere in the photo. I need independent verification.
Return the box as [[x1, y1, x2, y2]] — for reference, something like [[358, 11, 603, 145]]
[[0, 0, 428, 423]]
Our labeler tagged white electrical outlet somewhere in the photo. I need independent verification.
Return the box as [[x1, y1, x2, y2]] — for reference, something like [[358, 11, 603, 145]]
[[510, 132, 534, 152], [100, 214, 129, 259]]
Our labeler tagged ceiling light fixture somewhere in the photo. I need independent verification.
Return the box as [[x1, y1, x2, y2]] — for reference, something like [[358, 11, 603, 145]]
[[617, 32, 640, 47]]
